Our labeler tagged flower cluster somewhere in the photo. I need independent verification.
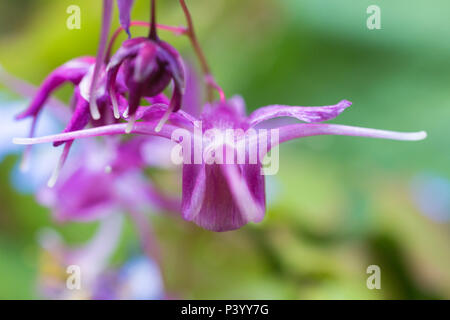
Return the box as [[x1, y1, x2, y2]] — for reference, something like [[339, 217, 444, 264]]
[[3, 0, 427, 299]]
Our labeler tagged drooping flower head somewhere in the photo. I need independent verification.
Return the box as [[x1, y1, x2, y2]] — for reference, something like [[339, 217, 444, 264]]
[[106, 0, 185, 133], [15, 85, 427, 232], [8, 55, 131, 186], [11, 0, 427, 233]]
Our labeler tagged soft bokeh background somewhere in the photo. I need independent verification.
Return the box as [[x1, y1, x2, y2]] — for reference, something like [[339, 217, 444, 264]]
[[0, 0, 449, 299]]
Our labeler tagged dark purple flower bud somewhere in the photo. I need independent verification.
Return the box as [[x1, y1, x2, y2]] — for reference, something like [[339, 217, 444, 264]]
[[106, 37, 185, 133]]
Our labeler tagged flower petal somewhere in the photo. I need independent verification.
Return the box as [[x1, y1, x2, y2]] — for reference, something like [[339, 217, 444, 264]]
[[157, 41, 185, 95], [181, 163, 265, 232], [13, 122, 179, 146], [15, 57, 93, 120], [0, 64, 70, 122], [116, 0, 135, 37], [274, 123, 427, 148], [221, 164, 265, 224], [53, 91, 90, 147], [247, 99, 352, 128], [136, 103, 198, 127], [182, 65, 203, 117], [181, 164, 206, 221]]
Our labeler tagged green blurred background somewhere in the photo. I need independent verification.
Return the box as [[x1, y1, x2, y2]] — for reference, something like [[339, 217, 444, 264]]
[[0, 0, 449, 299]]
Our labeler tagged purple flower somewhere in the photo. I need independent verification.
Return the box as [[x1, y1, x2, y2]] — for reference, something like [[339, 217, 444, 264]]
[[106, 37, 185, 133], [90, 0, 185, 134], [15, 92, 426, 231], [11, 1, 426, 232], [15, 57, 95, 121], [38, 138, 179, 222], [11, 56, 131, 185]]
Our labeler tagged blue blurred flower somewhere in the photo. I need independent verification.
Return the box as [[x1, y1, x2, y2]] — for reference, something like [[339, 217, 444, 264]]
[[117, 256, 165, 300], [0, 94, 62, 192], [411, 173, 450, 222]]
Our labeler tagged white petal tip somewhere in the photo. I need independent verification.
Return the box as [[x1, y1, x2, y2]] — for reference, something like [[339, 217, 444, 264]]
[[90, 101, 101, 120], [155, 110, 171, 133], [13, 138, 27, 145], [403, 130, 427, 141], [125, 116, 135, 134], [417, 131, 427, 140], [110, 90, 120, 119], [47, 172, 59, 188]]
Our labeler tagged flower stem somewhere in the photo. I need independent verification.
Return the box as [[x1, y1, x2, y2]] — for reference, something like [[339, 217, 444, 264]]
[[149, 0, 158, 40]]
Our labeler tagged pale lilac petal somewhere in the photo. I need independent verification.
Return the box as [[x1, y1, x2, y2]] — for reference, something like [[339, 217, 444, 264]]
[[181, 164, 206, 221], [0, 64, 70, 122], [228, 95, 247, 117], [38, 166, 118, 222], [221, 164, 265, 224], [137, 104, 198, 128], [182, 64, 202, 117], [117, 0, 135, 37], [13, 122, 179, 146], [15, 57, 93, 119], [275, 123, 427, 147], [247, 100, 352, 128]]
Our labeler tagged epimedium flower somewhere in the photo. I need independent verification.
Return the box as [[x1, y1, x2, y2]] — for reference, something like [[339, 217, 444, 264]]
[[11, 0, 427, 232], [14, 92, 427, 232], [105, 0, 185, 134], [8, 56, 131, 186]]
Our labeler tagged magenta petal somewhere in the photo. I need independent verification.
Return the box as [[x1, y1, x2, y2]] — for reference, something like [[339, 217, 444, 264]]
[[145, 93, 170, 105], [53, 92, 90, 147], [39, 166, 118, 222], [276, 123, 427, 147], [182, 65, 203, 117], [247, 100, 352, 128], [136, 104, 198, 127], [181, 164, 206, 221], [116, 0, 135, 36], [16, 57, 93, 119], [181, 163, 265, 232], [228, 95, 247, 118], [13, 122, 179, 145]]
